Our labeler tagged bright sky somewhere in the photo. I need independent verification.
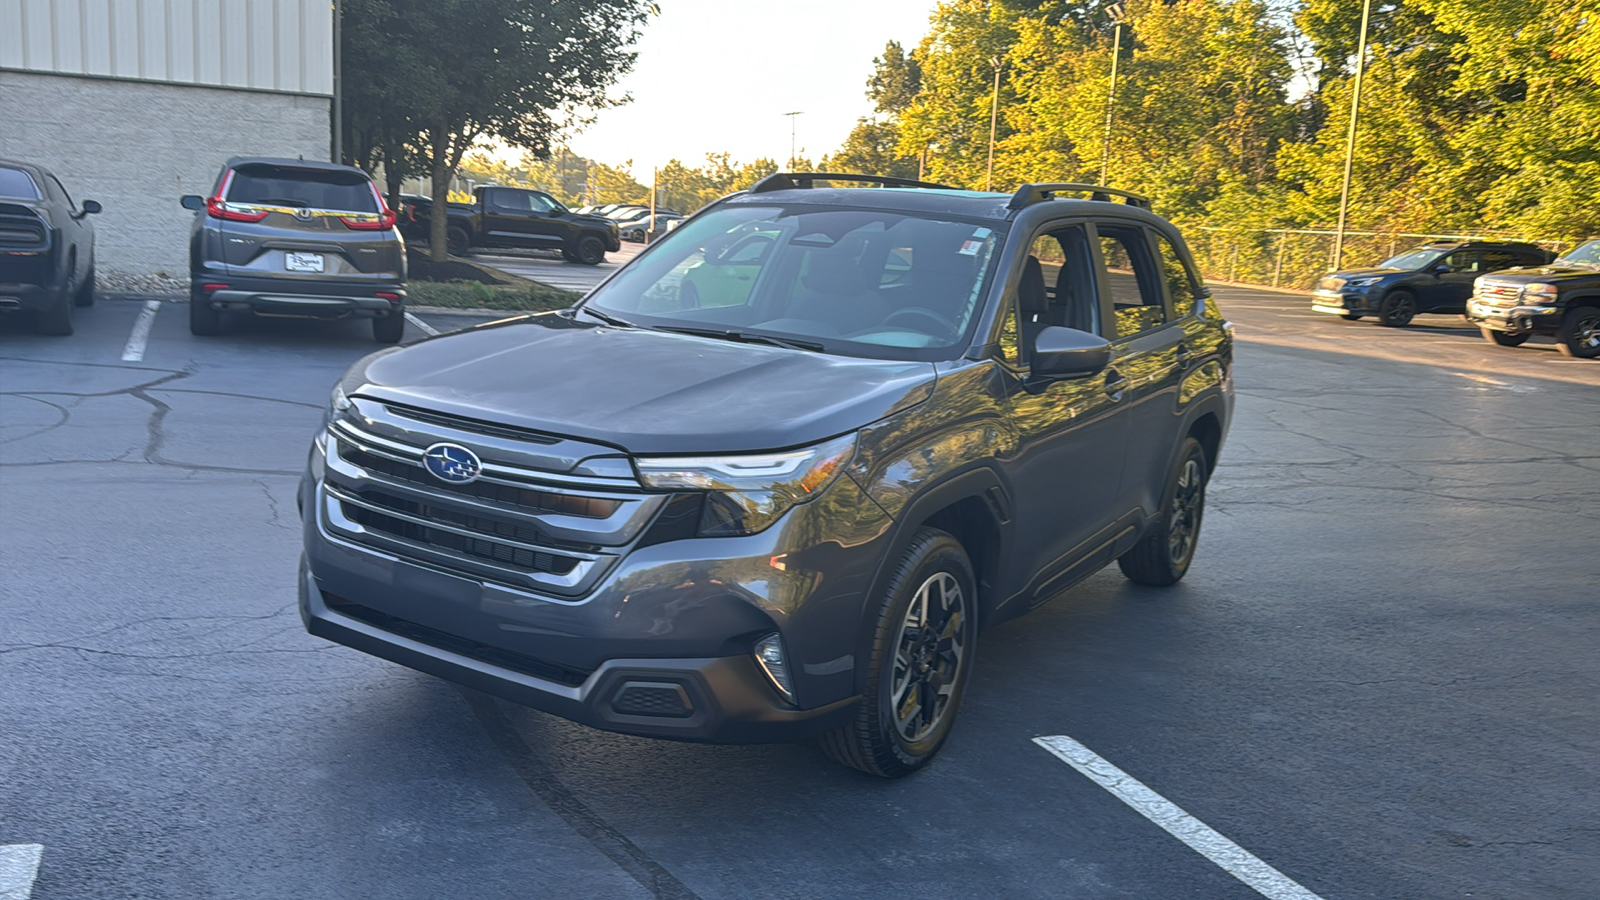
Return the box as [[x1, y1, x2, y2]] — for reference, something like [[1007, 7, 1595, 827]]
[[564, 0, 941, 180]]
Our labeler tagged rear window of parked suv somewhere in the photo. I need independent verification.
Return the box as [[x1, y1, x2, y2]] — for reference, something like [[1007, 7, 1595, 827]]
[[0, 167, 42, 200], [225, 164, 377, 213]]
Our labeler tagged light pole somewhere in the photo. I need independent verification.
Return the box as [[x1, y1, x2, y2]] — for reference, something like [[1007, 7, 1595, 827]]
[[1331, 0, 1374, 271], [1099, 2, 1126, 186], [784, 111, 803, 169], [332, 0, 343, 163], [986, 56, 1002, 192]]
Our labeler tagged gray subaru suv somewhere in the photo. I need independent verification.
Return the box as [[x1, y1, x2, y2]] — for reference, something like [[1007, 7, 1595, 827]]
[[299, 174, 1234, 776], [182, 157, 407, 343]]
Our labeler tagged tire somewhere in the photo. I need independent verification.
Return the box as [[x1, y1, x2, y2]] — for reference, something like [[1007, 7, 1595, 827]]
[[74, 261, 95, 307], [1340, 313, 1362, 321], [819, 527, 976, 778], [372, 307, 405, 344], [446, 225, 472, 257], [1118, 437, 1209, 587], [574, 235, 606, 266], [1555, 306, 1600, 359], [1481, 328, 1529, 347], [561, 250, 580, 263], [189, 283, 223, 336], [35, 281, 74, 336], [1377, 290, 1416, 327]]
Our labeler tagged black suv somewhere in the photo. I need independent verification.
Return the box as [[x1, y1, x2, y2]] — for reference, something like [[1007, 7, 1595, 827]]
[[299, 175, 1233, 776], [1311, 240, 1549, 327], [1467, 238, 1600, 359], [0, 157, 101, 336], [181, 158, 407, 343]]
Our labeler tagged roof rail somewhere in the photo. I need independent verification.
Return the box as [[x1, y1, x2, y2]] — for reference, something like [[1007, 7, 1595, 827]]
[[1007, 182, 1152, 211], [748, 172, 957, 193]]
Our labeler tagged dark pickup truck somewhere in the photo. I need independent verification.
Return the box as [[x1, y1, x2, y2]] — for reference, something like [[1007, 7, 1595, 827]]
[[402, 186, 620, 264]]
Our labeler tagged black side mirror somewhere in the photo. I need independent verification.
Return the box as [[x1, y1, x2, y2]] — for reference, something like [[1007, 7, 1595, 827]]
[[80, 199, 102, 215], [1030, 325, 1112, 379], [1431, 264, 1450, 275], [181, 195, 205, 211]]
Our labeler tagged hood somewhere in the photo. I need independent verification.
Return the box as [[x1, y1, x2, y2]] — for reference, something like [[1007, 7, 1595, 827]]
[[1480, 265, 1600, 283], [1335, 267, 1403, 278], [356, 314, 938, 454], [572, 212, 619, 230]]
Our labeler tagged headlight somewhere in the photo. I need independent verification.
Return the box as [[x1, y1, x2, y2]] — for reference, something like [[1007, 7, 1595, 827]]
[[635, 434, 857, 536], [1346, 276, 1382, 288], [1521, 283, 1559, 301]]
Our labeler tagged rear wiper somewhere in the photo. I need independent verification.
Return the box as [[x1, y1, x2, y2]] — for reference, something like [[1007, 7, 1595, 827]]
[[653, 326, 824, 352], [576, 306, 634, 328]]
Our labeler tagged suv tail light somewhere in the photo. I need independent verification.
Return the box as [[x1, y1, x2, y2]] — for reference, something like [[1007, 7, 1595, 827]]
[[206, 171, 270, 222], [340, 183, 397, 231]]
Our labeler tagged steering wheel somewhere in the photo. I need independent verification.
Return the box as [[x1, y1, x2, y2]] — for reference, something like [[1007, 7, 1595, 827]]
[[883, 306, 959, 340]]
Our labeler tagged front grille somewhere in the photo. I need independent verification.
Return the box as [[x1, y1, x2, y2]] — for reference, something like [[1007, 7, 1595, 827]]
[[322, 413, 664, 597], [340, 444, 620, 518], [1474, 283, 1522, 306], [382, 401, 561, 445], [340, 500, 580, 574], [323, 593, 593, 686], [612, 683, 693, 718]]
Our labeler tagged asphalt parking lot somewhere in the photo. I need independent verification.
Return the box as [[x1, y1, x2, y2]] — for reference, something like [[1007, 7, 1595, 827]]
[[2, 284, 1597, 899]]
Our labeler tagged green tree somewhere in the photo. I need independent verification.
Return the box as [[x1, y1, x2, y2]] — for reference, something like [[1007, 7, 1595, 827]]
[[344, 0, 655, 261]]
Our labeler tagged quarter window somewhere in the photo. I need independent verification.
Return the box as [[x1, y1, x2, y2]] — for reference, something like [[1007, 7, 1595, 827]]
[[1152, 232, 1202, 318], [1095, 223, 1168, 339]]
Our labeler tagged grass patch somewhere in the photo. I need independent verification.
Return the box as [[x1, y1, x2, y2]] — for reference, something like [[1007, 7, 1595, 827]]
[[408, 279, 581, 312]]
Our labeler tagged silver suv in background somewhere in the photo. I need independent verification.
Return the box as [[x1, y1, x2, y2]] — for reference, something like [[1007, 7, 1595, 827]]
[[181, 158, 407, 343]]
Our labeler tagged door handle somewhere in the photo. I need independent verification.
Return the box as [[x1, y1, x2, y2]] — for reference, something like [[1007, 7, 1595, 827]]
[[1103, 369, 1129, 400]]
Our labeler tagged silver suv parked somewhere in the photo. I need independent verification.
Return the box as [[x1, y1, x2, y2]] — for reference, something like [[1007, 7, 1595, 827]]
[[181, 158, 407, 343]]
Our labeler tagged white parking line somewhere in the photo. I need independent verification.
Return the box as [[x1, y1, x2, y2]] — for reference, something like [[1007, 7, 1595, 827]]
[[120, 299, 162, 362], [1033, 736, 1325, 900], [403, 311, 440, 336], [0, 844, 43, 900]]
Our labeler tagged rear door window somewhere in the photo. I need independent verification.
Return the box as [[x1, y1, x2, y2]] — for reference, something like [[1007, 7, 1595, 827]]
[[226, 164, 377, 213], [0, 167, 42, 200], [1094, 222, 1169, 339]]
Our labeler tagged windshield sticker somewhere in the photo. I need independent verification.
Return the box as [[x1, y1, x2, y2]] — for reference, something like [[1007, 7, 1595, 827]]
[[959, 239, 984, 256], [971, 227, 992, 239]]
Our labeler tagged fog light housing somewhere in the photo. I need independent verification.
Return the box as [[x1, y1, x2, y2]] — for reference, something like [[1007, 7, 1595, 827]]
[[753, 634, 795, 704]]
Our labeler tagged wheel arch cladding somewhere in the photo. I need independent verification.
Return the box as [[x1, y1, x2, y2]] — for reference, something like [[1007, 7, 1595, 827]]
[[1189, 412, 1222, 476], [919, 495, 1002, 623]]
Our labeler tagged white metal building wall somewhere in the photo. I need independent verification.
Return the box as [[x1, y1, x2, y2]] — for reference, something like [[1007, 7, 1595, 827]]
[[1, 0, 333, 96]]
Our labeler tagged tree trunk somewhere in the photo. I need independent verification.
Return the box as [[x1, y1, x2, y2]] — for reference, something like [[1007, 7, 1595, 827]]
[[429, 126, 452, 264]]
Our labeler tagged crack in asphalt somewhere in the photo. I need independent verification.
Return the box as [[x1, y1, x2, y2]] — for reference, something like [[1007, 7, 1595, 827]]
[[1, 359, 302, 476], [457, 687, 702, 900]]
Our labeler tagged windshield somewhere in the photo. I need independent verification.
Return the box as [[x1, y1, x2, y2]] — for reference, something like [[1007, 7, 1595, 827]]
[[1554, 239, 1600, 268], [582, 204, 1004, 361], [1378, 248, 1443, 270], [0, 167, 42, 200]]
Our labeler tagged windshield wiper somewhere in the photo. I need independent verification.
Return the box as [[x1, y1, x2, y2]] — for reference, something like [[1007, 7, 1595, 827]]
[[576, 306, 634, 328], [653, 325, 824, 352]]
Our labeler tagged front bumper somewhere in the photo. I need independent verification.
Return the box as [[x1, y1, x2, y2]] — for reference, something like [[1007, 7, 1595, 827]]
[[300, 560, 858, 742], [1310, 288, 1375, 316], [298, 426, 893, 743], [199, 275, 404, 319], [1464, 299, 1562, 334]]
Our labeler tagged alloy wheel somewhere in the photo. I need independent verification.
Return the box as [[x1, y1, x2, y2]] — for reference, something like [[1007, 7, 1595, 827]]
[[889, 572, 968, 743], [1167, 457, 1204, 566]]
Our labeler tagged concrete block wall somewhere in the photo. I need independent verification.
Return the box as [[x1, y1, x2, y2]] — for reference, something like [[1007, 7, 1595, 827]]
[[0, 70, 329, 284]]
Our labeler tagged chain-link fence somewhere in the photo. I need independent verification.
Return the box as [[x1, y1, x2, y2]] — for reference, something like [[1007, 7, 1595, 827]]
[[1184, 227, 1572, 292]]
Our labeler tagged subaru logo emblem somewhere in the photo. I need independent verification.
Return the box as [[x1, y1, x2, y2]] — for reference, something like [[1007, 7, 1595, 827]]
[[294, 207, 314, 221], [422, 443, 482, 484]]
